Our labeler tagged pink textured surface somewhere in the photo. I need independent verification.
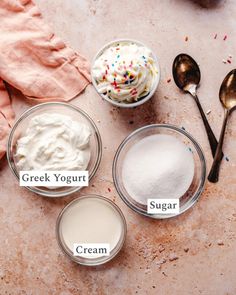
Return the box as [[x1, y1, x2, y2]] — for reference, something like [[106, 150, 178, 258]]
[[0, 0, 236, 294]]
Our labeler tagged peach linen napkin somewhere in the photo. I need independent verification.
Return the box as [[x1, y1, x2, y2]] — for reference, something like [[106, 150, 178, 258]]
[[0, 0, 91, 159]]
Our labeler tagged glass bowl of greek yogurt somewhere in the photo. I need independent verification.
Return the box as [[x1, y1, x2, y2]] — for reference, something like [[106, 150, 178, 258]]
[[113, 124, 206, 219], [7, 102, 102, 197], [91, 39, 160, 108]]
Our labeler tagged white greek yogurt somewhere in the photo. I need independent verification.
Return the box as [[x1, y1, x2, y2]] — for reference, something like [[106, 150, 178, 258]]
[[92, 41, 158, 103], [16, 113, 91, 171]]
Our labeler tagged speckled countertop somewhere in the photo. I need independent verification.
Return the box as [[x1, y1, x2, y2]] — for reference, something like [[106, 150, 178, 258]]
[[0, 0, 236, 294]]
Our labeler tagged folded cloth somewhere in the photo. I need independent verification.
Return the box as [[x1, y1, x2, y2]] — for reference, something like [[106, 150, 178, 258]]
[[0, 80, 15, 159], [0, 0, 91, 160]]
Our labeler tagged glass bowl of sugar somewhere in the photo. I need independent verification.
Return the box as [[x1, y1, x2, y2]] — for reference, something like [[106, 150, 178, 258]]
[[113, 124, 206, 219]]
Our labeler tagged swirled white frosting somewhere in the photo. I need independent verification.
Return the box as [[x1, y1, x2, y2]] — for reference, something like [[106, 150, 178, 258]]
[[92, 42, 158, 103], [16, 113, 91, 171]]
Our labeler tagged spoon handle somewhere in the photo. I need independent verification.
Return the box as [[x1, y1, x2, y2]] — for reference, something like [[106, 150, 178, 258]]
[[193, 94, 222, 158], [208, 110, 229, 183]]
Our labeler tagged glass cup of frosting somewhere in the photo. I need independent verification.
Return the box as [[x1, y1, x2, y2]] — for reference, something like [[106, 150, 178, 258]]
[[91, 39, 160, 108]]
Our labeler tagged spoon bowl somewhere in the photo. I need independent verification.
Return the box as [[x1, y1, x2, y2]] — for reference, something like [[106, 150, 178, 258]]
[[173, 54, 200, 92], [219, 69, 236, 110]]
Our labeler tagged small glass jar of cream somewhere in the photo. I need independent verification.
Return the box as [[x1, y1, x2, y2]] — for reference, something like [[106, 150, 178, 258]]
[[56, 195, 127, 266]]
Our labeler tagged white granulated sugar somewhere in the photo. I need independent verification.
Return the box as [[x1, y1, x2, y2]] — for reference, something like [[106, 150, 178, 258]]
[[122, 134, 194, 205]]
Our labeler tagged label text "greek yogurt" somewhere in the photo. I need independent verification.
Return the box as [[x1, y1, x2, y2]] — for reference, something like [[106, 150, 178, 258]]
[[19, 171, 88, 187]]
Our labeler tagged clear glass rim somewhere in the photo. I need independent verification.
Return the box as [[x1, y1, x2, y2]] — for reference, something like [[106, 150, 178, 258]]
[[112, 124, 206, 219], [91, 38, 161, 108], [56, 194, 127, 266], [7, 102, 102, 197]]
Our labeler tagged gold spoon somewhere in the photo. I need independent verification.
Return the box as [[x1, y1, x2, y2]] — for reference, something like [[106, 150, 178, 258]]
[[173, 54, 221, 158], [208, 69, 236, 183]]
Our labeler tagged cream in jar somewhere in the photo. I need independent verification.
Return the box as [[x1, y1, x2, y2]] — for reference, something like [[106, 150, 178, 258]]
[[56, 195, 127, 265]]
